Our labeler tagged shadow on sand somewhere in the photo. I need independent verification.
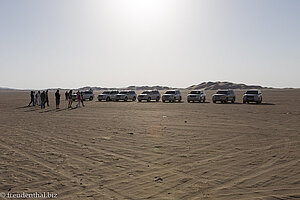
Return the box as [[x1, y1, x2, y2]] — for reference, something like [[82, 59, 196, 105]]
[[187, 101, 210, 104], [24, 108, 40, 112], [212, 102, 243, 105], [161, 101, 185, 103], [137, 101, 163, 103], [16, 105, 31, 109], [15, 105, 80, 113], [245, 102, 276, 106], [40, 107, 79, 113]]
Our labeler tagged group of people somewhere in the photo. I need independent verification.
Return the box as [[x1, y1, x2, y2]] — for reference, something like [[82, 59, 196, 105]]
[[28, 90, 49, 109], [65, 90, 85, 108], [28, 90, 84, 109]]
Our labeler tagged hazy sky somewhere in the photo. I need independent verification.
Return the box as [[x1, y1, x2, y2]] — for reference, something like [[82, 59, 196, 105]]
[[0, 0, 299, 89]]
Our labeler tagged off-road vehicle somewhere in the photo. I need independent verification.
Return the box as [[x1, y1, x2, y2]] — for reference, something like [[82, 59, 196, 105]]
[[187, 90, 206, 103], [243, 89, 262, 104], [162, 90, 182, 102], [138, 90, 161, 102], [212, 89, 236, 103]]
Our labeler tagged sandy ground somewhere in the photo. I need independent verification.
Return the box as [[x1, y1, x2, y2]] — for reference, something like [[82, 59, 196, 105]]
[[0, 89, 299, 200]]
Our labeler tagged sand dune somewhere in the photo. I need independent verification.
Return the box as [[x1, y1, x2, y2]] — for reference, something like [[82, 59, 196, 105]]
[[187, 81, 269, 90], [0, 89, 299, 199]]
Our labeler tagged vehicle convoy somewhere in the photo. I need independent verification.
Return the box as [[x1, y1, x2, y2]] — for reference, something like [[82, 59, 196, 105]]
[[243, 89, 262, 104], [97, 90, 119, 101], [114, 90, 137, 101], [138, 90, 161, 102], [72, 90, 94, 101], [162, 90, 182, 102], [212, 89, 236, 103], [187, 90, 206, 103]]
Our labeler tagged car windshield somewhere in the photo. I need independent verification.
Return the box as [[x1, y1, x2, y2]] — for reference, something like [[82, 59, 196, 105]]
[[142, 91, 150, 94], [103, 91, 110, 94], [246, 91, 258, 94], [190, 91, 200, 94], [166, 91, 175, 94], [217, 91, 228, 94], [120, 91, 128, 94]]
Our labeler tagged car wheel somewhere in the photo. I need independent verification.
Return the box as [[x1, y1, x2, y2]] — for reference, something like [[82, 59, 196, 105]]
[[202, 97, 206, 103], [138, 99, 141, 102], [106, 97, 110, 101], [147, 97, 151, 102], [213, 100, 216, 103], [224, 98, 228, 103], [132, 96, 136, 101], [231, 97, 235, 103], [179, 96, 182, 102], [162, 100, 165, 102], [124, 97, 128, 102], [187, 100, 190, 103], [89, 97, 93, 101], [243, 101, 246, 104], [156, 97, 159, 102]]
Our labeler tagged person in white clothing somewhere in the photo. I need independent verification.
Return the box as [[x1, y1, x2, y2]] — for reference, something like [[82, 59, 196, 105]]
[[36, 91, 41, 106]]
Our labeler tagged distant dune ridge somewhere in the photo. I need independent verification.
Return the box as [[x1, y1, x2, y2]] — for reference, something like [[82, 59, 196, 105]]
[[79, 85, 175, 91], [1, 81, 272, 91], [187, 81, 271, 90], [80, 82, 269, 91]]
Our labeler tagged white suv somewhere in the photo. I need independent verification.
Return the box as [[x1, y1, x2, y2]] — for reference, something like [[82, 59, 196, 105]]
[[138, 90, 161, 102], [162, 90, 182, 102], [97, 90, 119, 101], [212, 89, 236, 103], [243, 89, 262, 104], [81, 90, 94, 101], [115, 91, 137, 101], [187, 90, 206, 103]]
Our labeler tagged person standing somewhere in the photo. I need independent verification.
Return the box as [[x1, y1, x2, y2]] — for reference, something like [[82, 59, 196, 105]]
[[45, 90, 49, 106], [28, 91, 35, 107], [36, 91, 41, 106], [40, 91, 46, 109], [76, 91, 81, 107], [80, 92, 85, 107], [33, 91, 35, 106], [55, 90, 60, 109], [68, 90, 73, 108], [65, 91, 69, 100], [34, 91, 37, 105]]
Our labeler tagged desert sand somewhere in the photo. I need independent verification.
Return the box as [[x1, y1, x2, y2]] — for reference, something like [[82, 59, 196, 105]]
[[0, 89, 299, 199]]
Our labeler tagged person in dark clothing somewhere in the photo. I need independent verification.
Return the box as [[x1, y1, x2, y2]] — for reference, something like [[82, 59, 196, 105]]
[[55, 90, 60, 109], [65, 91, 69, 100], [80, 92, 85, 107], [28, 91, 35, 107], [68, 90, 73, 108], [45, 90, 49, 106], [40, 91, 46, 109]]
